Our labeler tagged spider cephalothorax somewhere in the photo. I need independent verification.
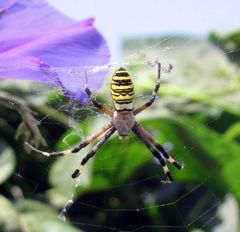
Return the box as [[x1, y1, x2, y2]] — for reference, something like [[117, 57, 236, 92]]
[[26, 62, 183, 183]]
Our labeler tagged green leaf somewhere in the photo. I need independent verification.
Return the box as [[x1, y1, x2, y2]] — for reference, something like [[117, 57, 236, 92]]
[[191, 229, 205, 232], [212, 194, 240, 232], [79, 114, 240, 195], [209, 30, 240, 64], [17, 199, 85, 232], [22, 212, 84, 232], [222, 159, 240, 200], [17, 199, 57, 215], [0, 194, 23, 232], [49, 155, 80, 194], [137, 116, 240, 196], [46, 188, 75, 208], [48, 123, 94, 202], [49, 131, 92, 189], [0, 138, 15, 184], [121, 36, 240, 117], [91, 134, 151, 185], [224, 122, 240, 141]]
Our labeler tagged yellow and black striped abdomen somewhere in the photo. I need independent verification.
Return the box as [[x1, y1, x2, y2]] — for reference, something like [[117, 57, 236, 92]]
[[111, 67, 134, 111]]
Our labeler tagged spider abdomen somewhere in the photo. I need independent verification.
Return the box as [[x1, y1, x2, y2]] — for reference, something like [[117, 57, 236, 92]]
[[112, 111, 135, 137], [111, 67, 135, 111]]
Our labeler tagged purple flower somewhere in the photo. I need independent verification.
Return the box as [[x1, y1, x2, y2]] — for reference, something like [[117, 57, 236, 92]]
[[0, 0, 110, 104]]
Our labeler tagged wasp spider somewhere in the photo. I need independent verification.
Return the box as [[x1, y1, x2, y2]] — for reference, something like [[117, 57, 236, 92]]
[[26, 62, 183, 183]]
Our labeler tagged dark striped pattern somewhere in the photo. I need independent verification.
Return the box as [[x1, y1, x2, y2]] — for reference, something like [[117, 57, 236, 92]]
[[111, 67, 135, 111], [85, 85, 113, 116], [132, 123, 173, 183], [137, 124, 183, 170], [25, 122, 113, 157], [72, 127, 116, 179]]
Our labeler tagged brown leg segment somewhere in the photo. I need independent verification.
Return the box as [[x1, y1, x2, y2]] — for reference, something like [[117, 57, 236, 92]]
[[134, 62, 162, 115], [25, 122, 113, 157], [72, 126, 116, 178], [84, 73, 113, 116]]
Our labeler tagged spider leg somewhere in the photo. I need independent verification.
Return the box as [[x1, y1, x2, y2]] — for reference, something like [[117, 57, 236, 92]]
[[72, 126, 116, 178], [25, 122, 113, 157], [134, 62, 169, 115], [132, 123, 173, 183], [137, 124, 183, 170], [85, 72, 113, 116]]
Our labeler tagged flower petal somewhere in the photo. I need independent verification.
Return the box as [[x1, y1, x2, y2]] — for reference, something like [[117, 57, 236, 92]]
[[0, 0, 110, 103], [0, 0, 73, 53], [0, 56, 59, 84]]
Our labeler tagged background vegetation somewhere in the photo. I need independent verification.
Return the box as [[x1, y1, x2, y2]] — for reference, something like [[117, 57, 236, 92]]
[[0, 32, 240, 232]]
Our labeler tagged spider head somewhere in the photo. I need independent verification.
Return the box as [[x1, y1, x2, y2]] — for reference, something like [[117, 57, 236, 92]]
[[111, 67, 135, 111]]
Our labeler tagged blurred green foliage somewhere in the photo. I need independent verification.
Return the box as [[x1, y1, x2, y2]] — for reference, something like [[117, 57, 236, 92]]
[[209, 30, 240, 64], [1, 32, 240, 232]]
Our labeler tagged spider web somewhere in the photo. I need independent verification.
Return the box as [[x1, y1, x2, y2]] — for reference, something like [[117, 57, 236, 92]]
[[8, 26, 240, 232]]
